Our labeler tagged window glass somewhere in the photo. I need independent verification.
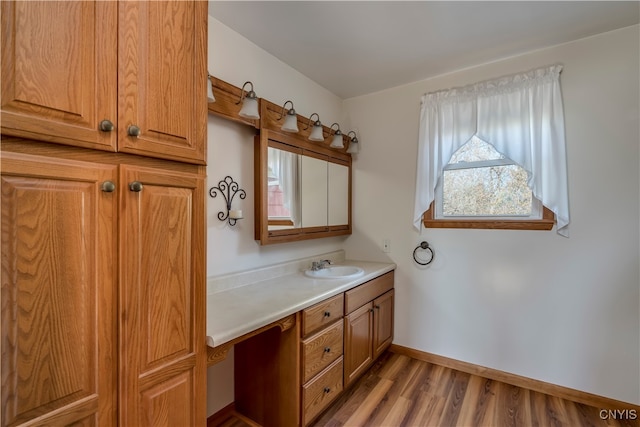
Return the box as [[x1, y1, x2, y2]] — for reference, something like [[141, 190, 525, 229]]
[[437, 137, 537, 219]]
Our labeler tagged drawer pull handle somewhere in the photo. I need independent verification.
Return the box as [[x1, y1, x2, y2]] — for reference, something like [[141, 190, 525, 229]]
[[323, 311, 331, 317], [101, 181, 116, 193], [128, 125, 141, 137], [324, 347, 331, 353], [99, 119, 114, 132], [323, 387, 331, 394], [129, 181, 143, 192]]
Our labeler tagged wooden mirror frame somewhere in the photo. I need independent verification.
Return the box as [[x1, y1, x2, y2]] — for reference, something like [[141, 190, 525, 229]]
[[254, 128, 352, 245]]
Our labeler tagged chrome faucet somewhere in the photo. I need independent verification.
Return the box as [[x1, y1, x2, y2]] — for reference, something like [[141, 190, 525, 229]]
[[311, 259, 332, 271]]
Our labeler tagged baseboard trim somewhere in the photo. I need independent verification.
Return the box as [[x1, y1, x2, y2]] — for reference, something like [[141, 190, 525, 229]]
[[389, 344, 639, 411]]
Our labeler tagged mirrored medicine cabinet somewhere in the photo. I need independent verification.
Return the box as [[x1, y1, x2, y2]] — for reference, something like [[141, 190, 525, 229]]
[[255, 129, 352, 245]]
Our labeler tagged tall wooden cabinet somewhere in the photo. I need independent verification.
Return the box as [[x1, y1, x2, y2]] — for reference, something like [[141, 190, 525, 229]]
[[1, 1, 208, 426], [1, 0, 206, 164]]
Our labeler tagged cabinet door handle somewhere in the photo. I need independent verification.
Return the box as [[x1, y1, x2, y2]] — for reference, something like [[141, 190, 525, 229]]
[[323, 387, 331, 394], [369, 309, 374, 313], [129, 181, 143, 192], [101, 181, 116, 193], [323, 311, 331, 318], [99, 119, 114, 132], [128, 125, 141, 137], [324, 347, 331, 353], [375, 305, 380, 309]]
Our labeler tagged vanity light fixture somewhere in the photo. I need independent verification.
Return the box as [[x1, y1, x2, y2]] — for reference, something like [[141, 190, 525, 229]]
[[304, 113, 325, 142], [329, 123, 344, 148], [346, 131, 360, 154], [278, 100, 299, 132], [207, 73, 216, 103], [236, 81, 260, 119]]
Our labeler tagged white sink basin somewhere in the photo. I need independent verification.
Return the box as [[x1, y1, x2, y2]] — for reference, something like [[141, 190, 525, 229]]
[[304, 265, 365, 279]]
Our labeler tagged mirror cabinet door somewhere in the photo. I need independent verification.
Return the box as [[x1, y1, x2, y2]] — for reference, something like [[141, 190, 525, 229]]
[[300, 153, 328, 229], [328, 160, 350, 227]]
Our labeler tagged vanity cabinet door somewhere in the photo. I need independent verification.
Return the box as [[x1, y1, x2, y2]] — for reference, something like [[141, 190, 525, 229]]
[[119, 164, 206, 427], [343, 302, 374, 387], [1, 152, 117, 427], [343, 272, 395, 387], [373, 290, 394, 359]]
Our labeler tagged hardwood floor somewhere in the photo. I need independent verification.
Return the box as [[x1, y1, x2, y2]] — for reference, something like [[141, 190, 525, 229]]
[[209, 350, 638, 427], [311, 351, 639, 427]]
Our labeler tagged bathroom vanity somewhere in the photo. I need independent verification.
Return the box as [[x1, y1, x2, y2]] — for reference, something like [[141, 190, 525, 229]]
[[206, 254, 395, 426]]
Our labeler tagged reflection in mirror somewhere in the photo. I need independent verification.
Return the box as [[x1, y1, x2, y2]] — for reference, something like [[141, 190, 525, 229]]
[[267, 147, 300, 230]]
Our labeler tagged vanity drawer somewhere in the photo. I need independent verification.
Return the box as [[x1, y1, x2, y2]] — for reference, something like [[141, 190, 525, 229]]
[[302, 320, 343, 383], [302, 357, 344, 426], [302, 293, 344, 336], [345, 271, 394, 314]]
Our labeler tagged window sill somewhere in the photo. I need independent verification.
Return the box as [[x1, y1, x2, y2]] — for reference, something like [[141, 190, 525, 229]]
[[422, 205, 555, 231]]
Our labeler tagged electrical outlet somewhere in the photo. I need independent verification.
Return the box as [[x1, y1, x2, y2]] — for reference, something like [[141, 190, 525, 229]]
[[382, 238, 391, 253]]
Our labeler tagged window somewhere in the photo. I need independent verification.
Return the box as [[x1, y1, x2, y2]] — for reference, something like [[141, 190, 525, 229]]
[[424, 136, 554, 229], [413, 65, 568, 235]]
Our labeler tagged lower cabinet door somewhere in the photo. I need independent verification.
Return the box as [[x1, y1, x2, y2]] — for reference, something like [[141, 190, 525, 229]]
[[119, 164, 206, 427], [373, 289, 394, 359], [1, 151, 118, 427], [343, 302, 374, 387]]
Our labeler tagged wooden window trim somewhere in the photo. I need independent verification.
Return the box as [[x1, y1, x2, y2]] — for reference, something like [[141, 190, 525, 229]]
[[422, 203, 555, 231]]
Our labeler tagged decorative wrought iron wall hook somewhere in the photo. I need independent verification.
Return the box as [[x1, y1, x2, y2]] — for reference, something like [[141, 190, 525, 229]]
[[209, 176, 246, 226]]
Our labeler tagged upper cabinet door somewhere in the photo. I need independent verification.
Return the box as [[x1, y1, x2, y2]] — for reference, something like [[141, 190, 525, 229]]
[[1, 1, 118, 151], [118, 1, 207, 164]]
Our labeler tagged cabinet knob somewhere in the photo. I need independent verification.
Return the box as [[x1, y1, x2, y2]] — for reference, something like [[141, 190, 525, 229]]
[[323, 387, 331, 394], [370, 308, 374, 313], [101, 181, 116, 193], [375, 305, 380, 309], [324, 347, 331, 353], [129, 181, 143, 192], [99, 119, 114, 132], [128, 125, 141, 137], [323, 311, 331, 317]]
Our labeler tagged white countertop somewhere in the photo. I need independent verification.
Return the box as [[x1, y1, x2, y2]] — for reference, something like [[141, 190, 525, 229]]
[[206, 257, 396, 348]]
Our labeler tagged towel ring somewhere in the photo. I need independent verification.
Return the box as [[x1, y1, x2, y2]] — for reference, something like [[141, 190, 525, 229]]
[[413, 241, 434, 266]]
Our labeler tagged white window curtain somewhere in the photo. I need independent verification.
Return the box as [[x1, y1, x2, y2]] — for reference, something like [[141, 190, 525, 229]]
[[413, 64, 570, 236]]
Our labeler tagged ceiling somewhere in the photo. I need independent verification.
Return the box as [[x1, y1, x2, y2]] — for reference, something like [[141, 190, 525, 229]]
[[208, 1, 639, 99]]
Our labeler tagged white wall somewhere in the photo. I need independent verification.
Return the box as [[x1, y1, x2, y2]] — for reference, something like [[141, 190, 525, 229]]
[[343, 25, 640, 405], [205, 16, 349, 416]]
